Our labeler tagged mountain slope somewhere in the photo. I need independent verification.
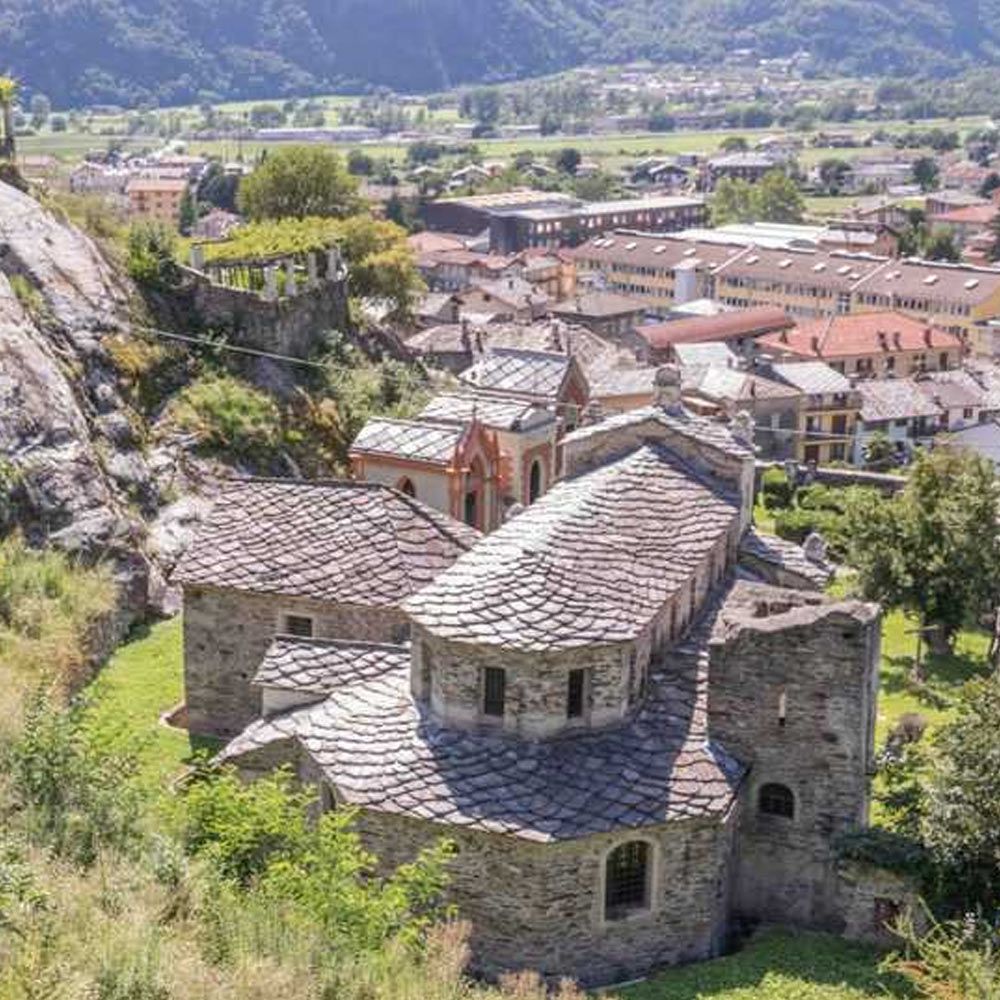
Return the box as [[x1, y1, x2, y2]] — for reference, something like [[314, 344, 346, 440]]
[[2, 0, 1000, 107]]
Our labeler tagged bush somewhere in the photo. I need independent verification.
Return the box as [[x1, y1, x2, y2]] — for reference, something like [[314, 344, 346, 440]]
[[125, 222, 180, 289], [761, 467, 794, 510]]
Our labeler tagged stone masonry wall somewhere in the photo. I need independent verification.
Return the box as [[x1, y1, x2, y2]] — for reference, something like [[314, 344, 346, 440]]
[[183, 585, 407, 737], [708, 585, 881, 929], [352, 808, 736, 987]]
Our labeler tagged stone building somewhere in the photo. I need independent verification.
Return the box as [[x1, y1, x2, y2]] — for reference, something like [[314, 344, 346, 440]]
[[180, 377, 906, 987], [172, 479, 479, 736]]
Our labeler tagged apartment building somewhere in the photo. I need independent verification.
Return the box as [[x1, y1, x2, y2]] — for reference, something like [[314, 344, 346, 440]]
[[126, 177, 188, 224], [573, 231, 1000, 354]]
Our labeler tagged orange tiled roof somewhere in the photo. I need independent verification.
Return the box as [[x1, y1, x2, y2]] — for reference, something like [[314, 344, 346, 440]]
[[638, 306, 792, 349], [758, 311, 962, 360]]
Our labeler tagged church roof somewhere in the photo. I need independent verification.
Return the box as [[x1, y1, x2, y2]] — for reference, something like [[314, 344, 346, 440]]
[[418, 392, 554, 432], [219, 598, 746, 842], [254, 637, 410, 695], [173, 478, 478, 605], [403, 443, 741, 651], [350, 418, 465, 465], [459, 348, 575, 402]]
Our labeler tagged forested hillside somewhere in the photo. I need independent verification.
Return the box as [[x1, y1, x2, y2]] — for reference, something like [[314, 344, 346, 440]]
[[3, 0, 1000, 108]]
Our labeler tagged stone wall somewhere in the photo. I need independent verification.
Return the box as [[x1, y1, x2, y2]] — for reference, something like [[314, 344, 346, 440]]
[[182, 584, 408, 737], [351, 808, 736, 987], [707, 584, 881, 929]]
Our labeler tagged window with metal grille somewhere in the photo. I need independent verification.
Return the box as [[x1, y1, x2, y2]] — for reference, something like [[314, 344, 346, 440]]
[[482, 667, 505, 718], [604, 841, 650, 920], [759, 783, 795, 819], [567, 669, 586, 719], [284, 614, 314, 638]]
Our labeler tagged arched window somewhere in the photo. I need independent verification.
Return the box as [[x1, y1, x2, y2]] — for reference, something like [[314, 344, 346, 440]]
[[528, 459, 543, 504], [396, 477, 416, 498], [759, 783, 795, 819], [604, 841, 651, 920], [464, 457, 484, 530]]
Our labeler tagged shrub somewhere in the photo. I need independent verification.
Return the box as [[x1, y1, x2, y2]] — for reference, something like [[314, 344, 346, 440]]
[[761, 467, 794, 510], [167, 373, 283, 466], [125, 222, 180, 289]]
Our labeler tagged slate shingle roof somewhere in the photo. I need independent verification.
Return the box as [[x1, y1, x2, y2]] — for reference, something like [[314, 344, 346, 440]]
[[220, 597, 746, 842], [418, 392, 553, 432], [172, 479, 478, 604], [403, 443, 741, 651], [255, 637, 410, 695], [856, 379, 942, 423], [739, 529, 833, 590], [459, 348, 571, 402], [350, 418, 464, 465]]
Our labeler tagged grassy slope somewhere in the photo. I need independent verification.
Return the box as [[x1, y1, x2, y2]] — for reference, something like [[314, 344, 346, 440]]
[[83, 616, 219, 787], [619, 929, 913, 1000]]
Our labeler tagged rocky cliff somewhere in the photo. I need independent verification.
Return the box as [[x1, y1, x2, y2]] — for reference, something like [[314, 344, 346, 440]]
[[0, 181, 163, 635]]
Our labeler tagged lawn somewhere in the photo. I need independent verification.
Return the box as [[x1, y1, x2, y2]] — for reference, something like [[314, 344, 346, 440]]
[[83, 616, 218, 787], [615, 928, 913, 1000]]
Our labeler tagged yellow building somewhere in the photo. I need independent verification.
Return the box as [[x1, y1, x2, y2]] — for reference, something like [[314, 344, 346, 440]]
[[126, 177, 188, 225]]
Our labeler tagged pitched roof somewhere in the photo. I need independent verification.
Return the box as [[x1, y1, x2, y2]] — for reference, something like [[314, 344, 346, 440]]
[[914, 370, 989, 410], [856, 379, 942, 423], [758, 311, 962, 360], [350, 418, 465, 466], [686, 365, 801, 404], [550, 292, 647, 319], [418, 392, 553, 432], [459, 348, 574, 402], [219, 598, 746, 842], [589, 367, 659, 399], [254, 637, 410, 696], [672, 341, 740, 368], [768, 361, 854, 396], [403, 443, 741, 651], [932, 203, 999, 225], [172, 479, 478, 604], [738, 529, 833, 590], [638, 307, 793, 350]]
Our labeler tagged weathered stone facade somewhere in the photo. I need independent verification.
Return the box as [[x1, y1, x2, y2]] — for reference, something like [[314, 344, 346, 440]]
[[353, 809, 736, 986], [183, 585, 407, 736]]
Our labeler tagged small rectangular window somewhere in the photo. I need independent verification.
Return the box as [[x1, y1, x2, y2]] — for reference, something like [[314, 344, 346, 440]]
[[482, 667, 506, 718], [284, 614, 314, 638], [567, 669, 586, 719]]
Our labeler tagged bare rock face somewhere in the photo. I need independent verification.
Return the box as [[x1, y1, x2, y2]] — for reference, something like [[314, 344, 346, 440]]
[[0, 181, 158, 630]]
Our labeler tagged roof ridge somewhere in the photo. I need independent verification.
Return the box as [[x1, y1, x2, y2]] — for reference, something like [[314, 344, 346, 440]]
[[272, 635, 410, 654]]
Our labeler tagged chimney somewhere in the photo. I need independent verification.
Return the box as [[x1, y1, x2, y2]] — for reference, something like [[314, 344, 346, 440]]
[[924, 326, 933, 347], [893, 330, 902, 350], [810, 335, 820, 354], [877, 330, 888, 351], [460, 317, 471, 353], [653, 364, 682, 410]]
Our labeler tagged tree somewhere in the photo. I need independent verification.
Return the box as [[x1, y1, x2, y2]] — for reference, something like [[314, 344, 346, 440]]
[[29, 92, 50, 130], [347, 150, 374, 176], [923, 231, 959, 261], [913, 156, 940, 193], [818, 157, 851, 194], [923, 675, 1000, 912], [844, 448, 1000, 651], [248, 103, 285, 129], [648, 107, 675, 132], [238, 146, 362, 221], [719, 136, 749, 152], [178, 188, 197, 236], [711, 177, 756, 225], [554, 147, 581, 175], [0, 76, 19, 159], [979, 172, 1000, 199], [753, 170, 805, 223], [198, 162, 240, 213]]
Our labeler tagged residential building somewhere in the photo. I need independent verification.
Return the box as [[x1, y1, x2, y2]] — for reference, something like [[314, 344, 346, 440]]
[[930, 202, 999, 248], [637, 307, 794, 363], [756, 312, 963, 377], [766, 361, 860, 465], [550, 291, 648, 341], [422, 190, 579, 236], [913, 370, 991, 431], [702, 152, 783, 189], [125, 177, 188, 224], [853, 379, 943, 465]]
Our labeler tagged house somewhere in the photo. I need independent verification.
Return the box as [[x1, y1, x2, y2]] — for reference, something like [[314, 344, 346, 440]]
[[459, 347, 591, 430], [946, 420, 1000, 469], [703, 152, 782, 189], [125, 177, 188, 224], [930, 202, 999, 248], [459, 277, 549, 322], [914, 370, 991, 431], [681, 365, 803, 461], [349, 418, 504, 532], [550, 291, 648, 341], [588, 367, 660, 413], [171, 478, 478, 736], [853, 379, 943, 465], [188, 385, 906, 987], [756, 312, 963, 378], [766, 361, 860, 465], [638, 307, 794, 363]]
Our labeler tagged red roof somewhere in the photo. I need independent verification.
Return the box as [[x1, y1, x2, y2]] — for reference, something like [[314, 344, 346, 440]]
[[932, 203, 999, 226], [637, 306, 792, 350], [758, 311, 962, 360]]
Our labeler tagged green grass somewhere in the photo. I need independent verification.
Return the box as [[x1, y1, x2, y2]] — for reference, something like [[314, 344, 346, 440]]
[[616, 929, 914, 1000], [83, 617, 218, 787]]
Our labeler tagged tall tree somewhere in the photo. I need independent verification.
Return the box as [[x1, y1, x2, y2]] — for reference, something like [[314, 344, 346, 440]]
[[753, 170, 806, 223], [913, 156, 940, 193], [0, 76, 18, 160], [844, 448, 1000, 651], [710, 177, 756, 225], [238, 146, 362, 221]]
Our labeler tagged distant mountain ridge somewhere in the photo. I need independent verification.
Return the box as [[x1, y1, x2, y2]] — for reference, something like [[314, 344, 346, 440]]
[[3, 0, 1000, 107]]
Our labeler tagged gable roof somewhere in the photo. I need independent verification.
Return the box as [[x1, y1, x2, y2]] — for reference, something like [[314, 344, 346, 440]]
[[857, 378, 942, 423], [768, 361, 854, 396], [459, 348, 580, 403], [172, 479, 478, 605], [403, 443, 741, 652], [418, 392, 554, 432], [638, 307, 792, 350], [350, 418, 466, 466]]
